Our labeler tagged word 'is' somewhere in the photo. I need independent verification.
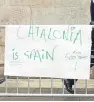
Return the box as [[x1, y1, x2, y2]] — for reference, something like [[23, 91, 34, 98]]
[[12, 46, 58, 62]]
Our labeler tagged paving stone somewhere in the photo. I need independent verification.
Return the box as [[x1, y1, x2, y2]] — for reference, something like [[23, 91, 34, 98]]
[[0, 96, 29, 101], [80, 97, 94, 101], [27, 96, 54, 101], [0, 88, 94, 100]]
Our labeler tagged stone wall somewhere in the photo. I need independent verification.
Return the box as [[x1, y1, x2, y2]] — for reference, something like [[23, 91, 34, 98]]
[[0, 0, 91, 24], [0, 27, 5, 76]]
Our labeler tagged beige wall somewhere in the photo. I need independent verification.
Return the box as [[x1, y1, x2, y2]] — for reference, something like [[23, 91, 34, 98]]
[[0, 0, 91, 25]]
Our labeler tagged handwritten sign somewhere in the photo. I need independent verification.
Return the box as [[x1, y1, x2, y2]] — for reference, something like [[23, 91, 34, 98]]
[[5, 25, 92, 79]]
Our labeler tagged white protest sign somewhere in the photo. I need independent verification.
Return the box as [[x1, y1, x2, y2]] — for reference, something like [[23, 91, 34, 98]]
[[5, 25, 92, 79]]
